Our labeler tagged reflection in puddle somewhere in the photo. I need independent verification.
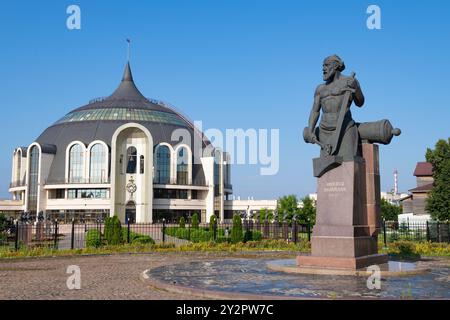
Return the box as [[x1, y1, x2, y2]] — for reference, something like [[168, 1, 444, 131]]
[[149, 259, 450, 299]]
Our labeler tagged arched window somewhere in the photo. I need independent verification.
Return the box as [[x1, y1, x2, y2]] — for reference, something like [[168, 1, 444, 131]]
[[69, 144, 84, 183], [140, 155, 145, 174], [177, 147, 188, 185], [90, 144, 107, 183], [28, 146, 40, 213], [126, 146, 137, 174], [155, 145, 170, 184]]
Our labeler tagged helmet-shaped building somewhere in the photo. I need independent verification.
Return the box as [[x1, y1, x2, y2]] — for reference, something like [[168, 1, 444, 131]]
[[8, 62, 232, 223]]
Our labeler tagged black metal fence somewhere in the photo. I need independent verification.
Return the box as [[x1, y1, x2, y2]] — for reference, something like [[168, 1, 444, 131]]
[[1, 219, 448, 252], [0, 219, 311, 251], [381, 220, 450, 246], [0, 221, 60, 251]]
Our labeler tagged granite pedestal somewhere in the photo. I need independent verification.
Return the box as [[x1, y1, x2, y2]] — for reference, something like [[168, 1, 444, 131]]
[[297, 148, 388, 270]]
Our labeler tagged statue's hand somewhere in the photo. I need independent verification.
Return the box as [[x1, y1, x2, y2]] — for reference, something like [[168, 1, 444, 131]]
[[310, 132, 319, 144], [346, 77, 357, 89], [303, 127, 317, 144]]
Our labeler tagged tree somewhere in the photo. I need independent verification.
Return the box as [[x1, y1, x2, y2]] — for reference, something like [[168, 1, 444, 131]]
[[104, 216, 122, 245], [191, 212, 199, 229], [209, 214, 217, 230], [276, 195, 300, 222], [179, 216, 185, 229], [0, 213, 7, 231], [381, 198, 402, 221], [425, 138, 450, 221], [299, 196, 316, 225], [258, 208, 273, 223], [231, 214, 243, 243], [209, 214, 217, 240]]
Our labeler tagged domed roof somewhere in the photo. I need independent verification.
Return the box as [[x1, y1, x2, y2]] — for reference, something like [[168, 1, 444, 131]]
[[53, 63, 188, 127], [34, 62, 208, 183]]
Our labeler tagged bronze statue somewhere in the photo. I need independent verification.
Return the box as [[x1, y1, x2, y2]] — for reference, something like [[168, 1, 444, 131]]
[[304, 55, 401, 177]]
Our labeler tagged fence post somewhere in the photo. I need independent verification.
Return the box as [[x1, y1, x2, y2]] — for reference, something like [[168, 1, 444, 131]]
[[71, 218, 75, 250], [293, 220, 298, 244], [162, 218, 166, 244], [282, 221, 289, 240], [307, 223, 311, 242], [188, 222, 191, 241], [383, 219, 387, 248], [213, 221, 217, 242], [263, 220, 269, 239], [15, 221, 19, 251], [54, 219, 59, 250], [448, 222, 450, 243], [127, 218, 131, 244], [407, 218, 410, 240], [436, 221, 440, 242], [426, 221, 430, 242], [245, 218, 250, 241]]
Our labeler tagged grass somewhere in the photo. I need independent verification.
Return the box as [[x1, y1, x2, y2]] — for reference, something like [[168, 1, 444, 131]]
[[0, 239, 310, 259], [1, 238, 449, 260], [380, 240, 450, 258]]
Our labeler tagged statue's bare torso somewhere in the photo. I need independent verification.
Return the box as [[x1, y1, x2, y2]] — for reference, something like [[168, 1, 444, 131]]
[[316, 75, 356, 130]]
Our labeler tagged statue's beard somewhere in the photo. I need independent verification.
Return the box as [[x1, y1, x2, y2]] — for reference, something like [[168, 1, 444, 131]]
[[323, 71, 334, 81]]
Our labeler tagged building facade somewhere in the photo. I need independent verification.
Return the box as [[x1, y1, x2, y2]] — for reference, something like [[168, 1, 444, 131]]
[[400, 162, 434, 217], [2, 62, 234, 223]]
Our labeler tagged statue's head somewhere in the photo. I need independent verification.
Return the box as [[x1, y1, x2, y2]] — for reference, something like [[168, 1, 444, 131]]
[[323, 55, 345, 81]]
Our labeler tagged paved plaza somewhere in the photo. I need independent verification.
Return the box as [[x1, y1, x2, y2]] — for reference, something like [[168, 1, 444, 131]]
[[1, 252, 448, 300], [0, 252, 294, 300]]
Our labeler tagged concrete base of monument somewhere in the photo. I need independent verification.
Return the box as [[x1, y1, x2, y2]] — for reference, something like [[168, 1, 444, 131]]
[[267, 257, 430, 277], [296, 253, 389, 270]]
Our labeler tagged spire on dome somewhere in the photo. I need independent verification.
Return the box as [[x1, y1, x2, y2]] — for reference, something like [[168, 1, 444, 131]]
[[122, 62, 133, 82], [107, 61, 146, 101]]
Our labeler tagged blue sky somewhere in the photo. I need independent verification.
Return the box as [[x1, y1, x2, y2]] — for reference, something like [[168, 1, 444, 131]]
[[0, 0, 449, 200]]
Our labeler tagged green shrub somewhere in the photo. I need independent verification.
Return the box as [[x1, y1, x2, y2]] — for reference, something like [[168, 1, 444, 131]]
[[190, 229, 211, 242], [104, 216, 122, 245], [251, 230, 262, 241], [120, 229, 155, 244], [389, 232, 399, 242], [191, 213, 199, 229], [209, 215, 217, 240], [132, 235, 155, 244], [216, 236, 230, 244], [231, 214, 243, 244], [243, 230, 262, 242], [176, 228, 190, 239], [179, 217, 185, 229], [86, 229, 102, 248], [243, 230, 251, 242], [0, 213, 8, 232], [388, 240, 420, 258], [413, 241, 450, 257], [163, 226, 176, 237], [0, 232, 7, 244]]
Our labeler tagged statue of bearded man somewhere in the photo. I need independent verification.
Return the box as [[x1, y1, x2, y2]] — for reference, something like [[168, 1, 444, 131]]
[[306, 55, 365, 160]]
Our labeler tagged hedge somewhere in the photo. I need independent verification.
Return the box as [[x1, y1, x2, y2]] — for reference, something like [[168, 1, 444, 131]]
[[164, 226, 262, 243], [86, 229, 102, 248]]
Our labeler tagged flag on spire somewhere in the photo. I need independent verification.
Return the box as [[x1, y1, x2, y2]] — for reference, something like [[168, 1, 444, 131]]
[[126, 38, 131, 61]]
